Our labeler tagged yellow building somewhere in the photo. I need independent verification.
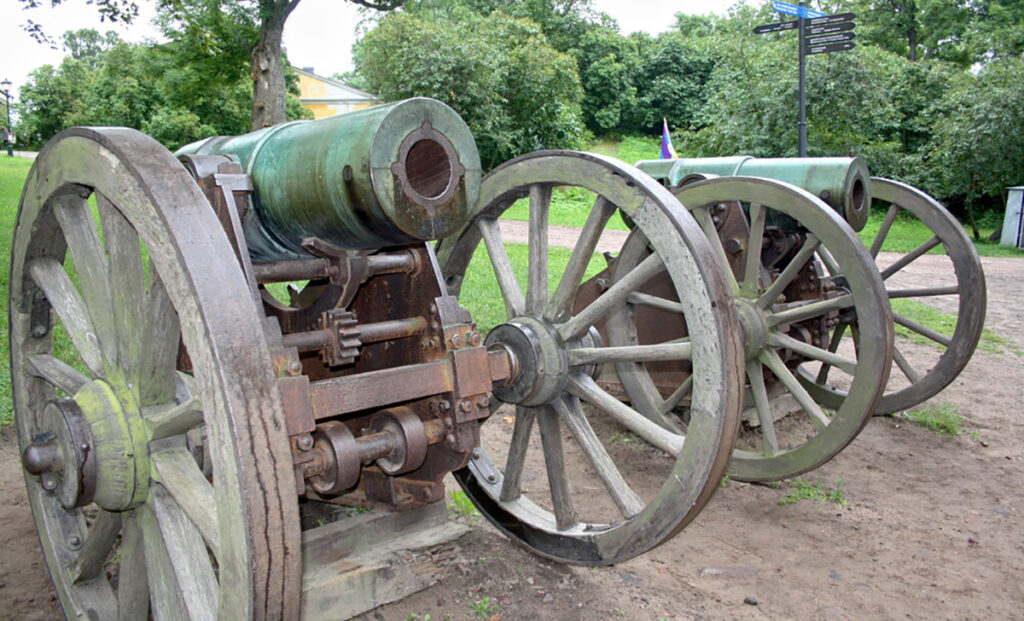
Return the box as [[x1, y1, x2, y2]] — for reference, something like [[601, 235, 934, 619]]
[[296, 67, 379, 119]]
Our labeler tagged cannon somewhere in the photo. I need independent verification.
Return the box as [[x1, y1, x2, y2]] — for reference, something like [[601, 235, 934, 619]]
[[634, 156, 986, 415], [11, 100, 748, 619]]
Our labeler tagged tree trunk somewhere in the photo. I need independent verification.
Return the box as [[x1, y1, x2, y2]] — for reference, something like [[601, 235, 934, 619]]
[[250, 2, 295, 131]]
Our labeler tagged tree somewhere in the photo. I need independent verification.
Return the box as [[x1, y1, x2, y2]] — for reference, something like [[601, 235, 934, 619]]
[[354, 7, 586, 168], [20, 0, 404, 131]]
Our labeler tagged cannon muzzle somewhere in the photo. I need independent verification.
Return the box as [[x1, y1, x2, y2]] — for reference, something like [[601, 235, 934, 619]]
[[177, 97, 482, 257]]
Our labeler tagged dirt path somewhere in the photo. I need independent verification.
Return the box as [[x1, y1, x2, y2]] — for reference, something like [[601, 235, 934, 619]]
[[1, 238, 1021, 619]]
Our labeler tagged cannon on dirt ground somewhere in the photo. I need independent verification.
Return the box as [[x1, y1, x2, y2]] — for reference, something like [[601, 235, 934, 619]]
[[588, 155, 984, 480], [11, 99, 751, 619]]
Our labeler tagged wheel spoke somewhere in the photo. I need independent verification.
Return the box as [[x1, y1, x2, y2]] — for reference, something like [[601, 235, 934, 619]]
[[26, 354, 89, 395], [768, 332, 858, 375], [98, 192, 146, 376], [759, 349, 830, 432], [28, 258, 105, 375], [741, 203, 766, 297], [892, 346, 921, 383], [626, 291, 684, 314], [151, 484, 219, 618], [54, 194, 118, 364], [745, 361, 779, 456], [477, 218, 525, 318], [568, 343, 691, 366], [71, 510, 121, 583], [768, 294, 853, 327], [144, 397, 204, 441], [869, 204, 900, 258], [880, 236, 942, 280], [693, 206, 739, 294], [657, 375, 694, 417], [536, 405, 577, 530], [138, 502, 188, 620], [500, 406, 537, 502], [117, 511, 149, 621], [150, 446, 220, 557], [893, 312, 952, 347], [886, 285, 959, 298], [815, 322, 848, 384], [568, 374, 683, 455], [558, 253, 664, 342], [553, 396, 644, 519], [527, 184, 551, 313], [547, 196, 616, 320], [137, 273, 181, 405], [757, 235, 821, 309]]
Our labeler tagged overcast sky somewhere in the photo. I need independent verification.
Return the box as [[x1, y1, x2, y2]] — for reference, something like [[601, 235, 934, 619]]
[[1, 0, 739, 99]]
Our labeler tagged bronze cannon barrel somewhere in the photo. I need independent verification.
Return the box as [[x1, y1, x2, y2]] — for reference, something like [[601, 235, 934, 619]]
[[177, 97, 482, 256], [636, 156, 871, 230]]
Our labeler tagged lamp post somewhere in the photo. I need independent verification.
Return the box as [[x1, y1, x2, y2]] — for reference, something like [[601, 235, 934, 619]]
[[1, 79, 12, 157]]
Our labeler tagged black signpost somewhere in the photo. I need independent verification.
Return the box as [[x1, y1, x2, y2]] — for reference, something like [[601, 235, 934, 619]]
[[753, 5, 856, 156]]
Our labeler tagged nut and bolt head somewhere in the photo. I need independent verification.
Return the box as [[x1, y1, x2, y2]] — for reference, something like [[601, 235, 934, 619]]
[[296, 435, 314, 451], [286, 359, 303, 376], [468, 332, 483, 347], [459, 399, 474, 413], [476, 395, 490, 409], [439, 401, 451, 412], [450, 333, 464, 349], [31, 325, 48, 338], [68, 535, 82, 549], [725, 238, 743, 254]]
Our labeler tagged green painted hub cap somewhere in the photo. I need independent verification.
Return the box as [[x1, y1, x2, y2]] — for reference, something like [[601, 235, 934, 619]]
[[71, 379, 150, 510]]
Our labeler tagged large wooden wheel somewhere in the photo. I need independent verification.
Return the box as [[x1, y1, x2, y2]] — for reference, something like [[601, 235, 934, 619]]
[[10, 128, 301, 619], [610, 177, 893, 482], [799, 177, 986, 415], [437, 151, 743, 564]]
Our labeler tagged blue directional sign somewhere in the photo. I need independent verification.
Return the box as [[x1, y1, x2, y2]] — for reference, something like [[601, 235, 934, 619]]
[[772, 1, 826, 19]]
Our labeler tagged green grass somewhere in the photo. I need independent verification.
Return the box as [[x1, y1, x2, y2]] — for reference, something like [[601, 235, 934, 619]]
[[470, 596, 498, 618], [891, 298, 1021, 356], [447, 489, 480, 526], [459, 242, 608, 335], [903, 402, 969, 436], [858, 203, 1023, 258], [778, 478, 848, 507], [0, 157, 34, 426]]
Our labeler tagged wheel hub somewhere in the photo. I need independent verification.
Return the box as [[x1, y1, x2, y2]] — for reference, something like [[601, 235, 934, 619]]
[[21, 379, 150, 510], [735, 298, 771, 360], [485, 316, 569, 407]]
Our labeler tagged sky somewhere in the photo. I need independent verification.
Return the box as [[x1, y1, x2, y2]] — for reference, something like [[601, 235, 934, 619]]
[[1, 0, 738, 99]]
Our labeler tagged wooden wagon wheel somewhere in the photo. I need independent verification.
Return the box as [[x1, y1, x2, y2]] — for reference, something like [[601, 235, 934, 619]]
[[609, 177, 893, 482], [436, 151, 743, 564], [10, 128, 301, 619], [798, 177, 987, 415]]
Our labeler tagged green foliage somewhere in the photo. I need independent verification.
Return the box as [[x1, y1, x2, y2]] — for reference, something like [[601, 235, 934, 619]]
[[924, 58, 1024, 215], [903, 403, 966, 436], [355, 7, 587, 169], [778, 478, 848, 507]]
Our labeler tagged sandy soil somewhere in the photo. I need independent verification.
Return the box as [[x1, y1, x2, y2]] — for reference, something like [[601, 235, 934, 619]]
[[1, 250, 1021, 620]]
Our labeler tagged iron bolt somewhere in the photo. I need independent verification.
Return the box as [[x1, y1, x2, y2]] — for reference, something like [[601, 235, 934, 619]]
[[41, 474, 57, 491], [296, 435, 314, 451], [68, 535, 82, 549], [450, 333, 464, 349], [445, 433, 455, 445], [459, 399, 474, 413], [476, 395, 490, 409], [596, 278, 609, 290], [286, 359, 303, 376], [440, 401, 451, 412], [472, 449, 481, 460], [725, 238, 743, 254], [75, 185, 91, 199], [468, 331, 482, 347], [31, 325, 47, 338], [486, 474, 497, 483]]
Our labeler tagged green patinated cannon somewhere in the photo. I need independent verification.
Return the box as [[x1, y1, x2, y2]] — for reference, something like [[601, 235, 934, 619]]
[[11, 99, 752, 619]]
